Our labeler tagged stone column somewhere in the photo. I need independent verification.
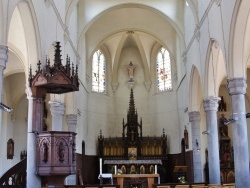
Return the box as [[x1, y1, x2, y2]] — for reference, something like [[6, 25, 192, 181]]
[[203, 97, 221, 184], [0, 45, 8, 173], [189, 111, 203, 182], [227, 77, 250, 187], [66, 114, 77, 132], [26, 86, 41, 188], [49, 101, 65, 131]]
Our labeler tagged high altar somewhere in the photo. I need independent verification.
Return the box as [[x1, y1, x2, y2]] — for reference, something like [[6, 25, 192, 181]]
[[98, 89, 167, 184]]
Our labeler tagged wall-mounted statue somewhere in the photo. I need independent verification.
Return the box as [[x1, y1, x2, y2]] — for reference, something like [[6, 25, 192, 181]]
[[184, 126, 189, 149], [126, 61, 136, 82], [42, 142, 48, 163], [7, 139, 14, 159]]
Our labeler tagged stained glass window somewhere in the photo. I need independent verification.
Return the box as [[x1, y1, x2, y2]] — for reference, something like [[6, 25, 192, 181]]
[[157, 47, 172, 92], [92, 50, 106, 93]]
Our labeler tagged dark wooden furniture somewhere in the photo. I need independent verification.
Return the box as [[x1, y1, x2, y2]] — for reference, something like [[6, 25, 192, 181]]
[[98, 89, 167, 181], [29, 42, 79, 187], [36, 132, 76, 177], [173, 166, 187, 183], [152, 182, 207, 188], [0, 158, 27, 186], [98, 90, 167, 160], [113, 174, 159, 188], [219, 137, 234, 184], [64, 185, 120, 188], [129, 178, 143, 188]]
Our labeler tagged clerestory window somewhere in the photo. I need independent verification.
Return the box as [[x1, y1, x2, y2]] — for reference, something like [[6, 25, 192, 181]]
[[92, 50, 106, 93], [156, 47, 172, 92]]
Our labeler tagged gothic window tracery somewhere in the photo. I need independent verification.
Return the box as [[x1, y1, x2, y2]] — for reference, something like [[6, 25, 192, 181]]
[[156, 47, 172, 92], [92, 50, 106, 93]]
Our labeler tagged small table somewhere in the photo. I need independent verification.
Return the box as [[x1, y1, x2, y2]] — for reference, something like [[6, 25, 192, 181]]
[[113, 174, 159, 188]]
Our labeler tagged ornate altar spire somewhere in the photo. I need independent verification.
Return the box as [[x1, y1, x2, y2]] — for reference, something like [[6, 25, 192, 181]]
[[128, 88, 136, 115]]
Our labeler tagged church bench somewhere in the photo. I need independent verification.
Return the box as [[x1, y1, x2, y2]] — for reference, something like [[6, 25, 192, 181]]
[[64, 185, 120, 188], [153, 183, 207, 188]]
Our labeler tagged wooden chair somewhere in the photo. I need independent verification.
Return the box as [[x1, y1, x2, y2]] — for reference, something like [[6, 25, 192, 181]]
[[157, 186, 171, 188], [175, 185, 189, 188]]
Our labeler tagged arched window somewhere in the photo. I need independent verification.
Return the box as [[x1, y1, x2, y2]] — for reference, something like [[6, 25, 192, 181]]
[[156, 47, 172, 92], [92, 50, 106, 93]]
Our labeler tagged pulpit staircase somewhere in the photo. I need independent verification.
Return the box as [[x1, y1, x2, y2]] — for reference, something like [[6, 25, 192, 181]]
[[0, 158, 27, 187]]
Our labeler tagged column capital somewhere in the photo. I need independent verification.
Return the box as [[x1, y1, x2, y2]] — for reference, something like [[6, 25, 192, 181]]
[[203, 97, 220, 112], [66, 114, 77, 125], [66, 114, 77, 132], [49, 101, 65, 115], [189, 111, 200, 122], [0, 45, 8, 69], [227, 77, 246, 95]]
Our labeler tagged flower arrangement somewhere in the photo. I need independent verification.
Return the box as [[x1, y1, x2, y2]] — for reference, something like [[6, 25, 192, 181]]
[[178, 176, 187, 183], [117, 169, 123, 175]]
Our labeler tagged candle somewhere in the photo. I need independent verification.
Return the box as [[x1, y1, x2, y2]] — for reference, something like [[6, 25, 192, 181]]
[[114, 165, 117, 174], [100, 158, 102, 174], [155, 165, 157, 174]]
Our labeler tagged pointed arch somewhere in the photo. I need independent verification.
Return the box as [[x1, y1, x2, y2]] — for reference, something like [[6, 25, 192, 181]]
[[111, 32, 151, 85], [133, 33, 151, 83], [92, 49, 106, 93], [112, 33, 128, 83], [189, 65, 202, 112], [16, 1, 41, 78], [228, 0, 250, 79], [204, 39, 226, 99]]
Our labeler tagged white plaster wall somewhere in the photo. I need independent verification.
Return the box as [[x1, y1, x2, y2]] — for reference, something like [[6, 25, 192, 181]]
[[184, 3, 196, 48], [4, 51, 24, 77], [0, 0, 3, 44], [8, 8, 27, 65], [1, 73, 27, 176], [176, 76, 189, 152], [150, 91, 179, 154], [67, 5, 78, 49], [75, 88, 88, 154], [85, 7, 178, 61], [77, 0, 185, 37]]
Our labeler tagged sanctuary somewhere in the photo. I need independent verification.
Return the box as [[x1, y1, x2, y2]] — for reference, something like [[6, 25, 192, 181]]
[[98, 89, 167, 186]]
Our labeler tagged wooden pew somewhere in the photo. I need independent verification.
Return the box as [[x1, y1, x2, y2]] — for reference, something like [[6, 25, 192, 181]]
[[64, 185, 120, 188]]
